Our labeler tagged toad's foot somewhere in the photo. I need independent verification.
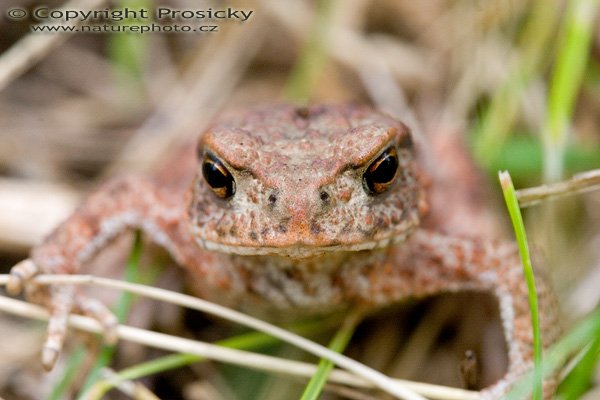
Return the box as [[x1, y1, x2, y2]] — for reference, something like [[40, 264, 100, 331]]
[[8, 259, 118, 370]]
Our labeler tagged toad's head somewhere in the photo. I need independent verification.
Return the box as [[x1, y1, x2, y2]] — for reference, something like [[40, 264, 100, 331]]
[[190, 104, 426, 258]]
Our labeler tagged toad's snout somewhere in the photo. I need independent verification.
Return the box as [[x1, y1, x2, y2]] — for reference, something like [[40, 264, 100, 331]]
[[272, 186, 332, 240]]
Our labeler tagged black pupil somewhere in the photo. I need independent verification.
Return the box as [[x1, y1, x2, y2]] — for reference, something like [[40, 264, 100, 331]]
[[202, 154, 234, 198], [364, 148, 399, 194], [371, 153, 397, 182]]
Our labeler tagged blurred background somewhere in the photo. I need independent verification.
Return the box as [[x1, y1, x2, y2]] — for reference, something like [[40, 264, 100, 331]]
[[1, 0, 600, 399]]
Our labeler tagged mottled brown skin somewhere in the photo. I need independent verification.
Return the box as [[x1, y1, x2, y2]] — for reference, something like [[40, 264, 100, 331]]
[[9, 104, 560, 399]]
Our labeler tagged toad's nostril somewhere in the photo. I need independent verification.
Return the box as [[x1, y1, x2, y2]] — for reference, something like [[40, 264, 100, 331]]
[[319, 191, 330, 203], [295, 106, 310, 119], [268, 193, 278, 205]]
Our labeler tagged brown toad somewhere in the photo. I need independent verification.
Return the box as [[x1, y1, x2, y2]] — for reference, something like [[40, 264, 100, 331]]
[[9, 103, 560, 399]]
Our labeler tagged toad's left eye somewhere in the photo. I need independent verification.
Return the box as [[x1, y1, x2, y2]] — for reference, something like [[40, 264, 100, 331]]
[[363, 147, 399, 195], [202, 153, 236, 199]]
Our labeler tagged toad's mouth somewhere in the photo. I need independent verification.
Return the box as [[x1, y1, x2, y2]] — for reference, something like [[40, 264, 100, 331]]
[[195, 232, 411, 258]]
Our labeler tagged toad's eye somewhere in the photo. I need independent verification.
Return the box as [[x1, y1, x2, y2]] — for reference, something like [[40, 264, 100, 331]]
[[202, 153, 235, 199], [363, 147, 399, 195]]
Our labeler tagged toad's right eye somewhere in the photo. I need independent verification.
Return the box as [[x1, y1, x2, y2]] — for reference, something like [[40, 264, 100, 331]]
[[363, 146, 399, 195], [202, 153, 236, 199]]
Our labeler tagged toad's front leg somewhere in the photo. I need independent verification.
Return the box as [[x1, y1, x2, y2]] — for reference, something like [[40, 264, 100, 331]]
[[362, 230, 561, 399], [8, 175, 199, 370]]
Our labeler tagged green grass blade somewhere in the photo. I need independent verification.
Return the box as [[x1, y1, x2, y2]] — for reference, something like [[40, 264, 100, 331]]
[[473, 0, 560, 168], [87, 332, 277, 400], [543, 0, 599, 181], [107, 0, 152, 99], [499, 171, 543, 400], [558, 328, 600, 399], [77, 231, 144, 398], [284, 0, 336, 103], [504, 307, 600, 399], [299, 310, 364, 400], [87, 317, 342, 399], [48, 346, 87, 400], [483, 135, 600, 183]]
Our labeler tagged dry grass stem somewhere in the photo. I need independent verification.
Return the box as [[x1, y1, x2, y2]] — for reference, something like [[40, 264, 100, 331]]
[[3, 273, 426, 400], [515, 168, 600, 207], [388, 300, 456, 379], [0, 290, 479, 400]]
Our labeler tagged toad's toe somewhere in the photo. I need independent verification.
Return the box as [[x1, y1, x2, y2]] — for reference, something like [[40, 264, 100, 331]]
[[42, 285, 75, 371], [75, 293, 119, 345], [7, 259, 39, 295]]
